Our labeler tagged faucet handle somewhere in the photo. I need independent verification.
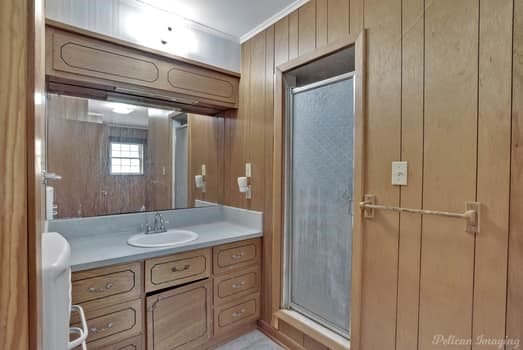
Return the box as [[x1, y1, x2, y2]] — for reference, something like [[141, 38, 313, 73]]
[[142, 222, 152, 234]]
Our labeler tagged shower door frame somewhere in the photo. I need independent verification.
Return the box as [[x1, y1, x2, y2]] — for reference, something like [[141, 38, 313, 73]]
[[270, 30, 366, 350], [283, 72, 356, 338]]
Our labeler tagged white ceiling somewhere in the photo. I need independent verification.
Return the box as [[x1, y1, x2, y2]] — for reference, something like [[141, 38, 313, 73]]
[[137, 0, 302, 40]]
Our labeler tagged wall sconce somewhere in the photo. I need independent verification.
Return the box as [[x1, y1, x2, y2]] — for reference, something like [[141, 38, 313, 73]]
[[238, 163, 252, 199], [195, 164, 206, 193]]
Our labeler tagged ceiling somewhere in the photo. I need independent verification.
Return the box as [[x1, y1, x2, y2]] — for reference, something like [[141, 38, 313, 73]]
[[137, 0, 300, 40]]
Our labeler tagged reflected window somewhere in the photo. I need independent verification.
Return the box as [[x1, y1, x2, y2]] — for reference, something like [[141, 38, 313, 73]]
[[110, 142, 144, 175]]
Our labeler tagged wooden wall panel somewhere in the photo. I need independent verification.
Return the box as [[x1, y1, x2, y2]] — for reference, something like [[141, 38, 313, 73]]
[[298, 0, 316, 55], [289, 10, 299, 60], [316, 0, 328, 47], [231, 0, 516, 349], [419, 0, 478, 348], [223, 42, 250, 208], [0, 0, 30, 349], [263, 25, 275, 323], [395, 0, 424, 349], [247, 32, 267, 212], [275, 18, 290, 68], [360, 0, 402, 348], [327, 0, 350, 43], [349, 0, 364, 35], [473, 0, 512, 348], [187, 114, 225, 206], [508, 0, 523, 342]]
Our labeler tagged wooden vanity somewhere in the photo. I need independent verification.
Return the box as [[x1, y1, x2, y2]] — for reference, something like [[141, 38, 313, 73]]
[[71, 238, 261, 350]]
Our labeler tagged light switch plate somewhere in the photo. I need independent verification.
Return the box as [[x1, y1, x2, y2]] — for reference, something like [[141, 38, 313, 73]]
[[392, 161, 408, 186], [201, 164, 207, 176]]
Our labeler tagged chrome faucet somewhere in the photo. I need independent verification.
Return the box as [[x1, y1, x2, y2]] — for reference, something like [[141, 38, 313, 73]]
[[143, 213, 168, 234]]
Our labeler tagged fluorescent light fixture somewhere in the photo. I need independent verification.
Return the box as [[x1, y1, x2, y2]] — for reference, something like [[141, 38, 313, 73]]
[[109, 103, 136, 114]]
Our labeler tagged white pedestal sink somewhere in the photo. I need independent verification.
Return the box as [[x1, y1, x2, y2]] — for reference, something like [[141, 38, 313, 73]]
[[127, 229, 198, 248]]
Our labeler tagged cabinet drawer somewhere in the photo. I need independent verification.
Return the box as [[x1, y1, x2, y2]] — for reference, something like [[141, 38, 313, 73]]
[[214, 294, 260, 335], [97, 335, 144, 350], [145, 248, 211, 292], [214, 265, 260, 306], [72, 299, 143, 349], [72, 262, 143, 311], [213, 239, 261, 275]]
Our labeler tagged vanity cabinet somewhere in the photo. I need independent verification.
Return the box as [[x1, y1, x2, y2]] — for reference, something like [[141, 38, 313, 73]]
[[46, 22, 240, 112], [71, 238, 261, 350], [146, 280, 212, 350]]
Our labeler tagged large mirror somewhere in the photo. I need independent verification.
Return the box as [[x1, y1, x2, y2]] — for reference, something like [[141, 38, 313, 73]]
[[46, 93, 224, 219]]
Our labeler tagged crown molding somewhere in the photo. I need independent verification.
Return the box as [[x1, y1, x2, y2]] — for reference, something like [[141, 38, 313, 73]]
[[240, 0, 311, 43]]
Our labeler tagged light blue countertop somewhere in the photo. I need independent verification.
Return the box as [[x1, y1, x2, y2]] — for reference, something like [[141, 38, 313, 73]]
[[65, 221, 262, 272], [47, 205, 263, 272]]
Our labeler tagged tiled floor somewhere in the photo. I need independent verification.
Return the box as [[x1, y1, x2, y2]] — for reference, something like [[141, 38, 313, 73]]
[[216, 330, 284, 350]]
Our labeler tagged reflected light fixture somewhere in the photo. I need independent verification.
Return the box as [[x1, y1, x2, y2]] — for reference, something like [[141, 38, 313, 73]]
[[110, 103, 136, 114]]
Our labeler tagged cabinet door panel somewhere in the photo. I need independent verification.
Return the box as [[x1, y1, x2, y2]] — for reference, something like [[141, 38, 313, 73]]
[[147, 280, 211, 350]]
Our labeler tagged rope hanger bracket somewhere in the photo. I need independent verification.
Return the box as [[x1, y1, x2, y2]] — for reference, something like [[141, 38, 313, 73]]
[[360, 194, 480, 234]]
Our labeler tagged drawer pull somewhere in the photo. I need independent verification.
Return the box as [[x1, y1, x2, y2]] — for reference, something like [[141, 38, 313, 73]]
[[231, 252, 245, 260], [90, 322, 113, 334], [87, 282, 113, 293], [231, 281, 246, 289], [171, 264, 190, 272], [231, 308, 246, 318]]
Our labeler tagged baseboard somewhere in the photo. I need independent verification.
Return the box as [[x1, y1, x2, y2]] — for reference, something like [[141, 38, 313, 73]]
[[257, 320, 305, 350]]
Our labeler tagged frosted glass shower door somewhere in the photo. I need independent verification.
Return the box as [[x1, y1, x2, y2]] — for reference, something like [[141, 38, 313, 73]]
[[285, 73, 354, 337]]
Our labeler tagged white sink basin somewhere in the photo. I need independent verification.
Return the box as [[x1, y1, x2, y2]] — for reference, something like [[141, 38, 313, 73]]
[[127, 230, 198, 248]]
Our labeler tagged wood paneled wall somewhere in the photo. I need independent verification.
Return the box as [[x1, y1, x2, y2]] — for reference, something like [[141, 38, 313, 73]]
[[225, 0, 518, 349], [0, 0, 36, 349], [188, 114, 225, 205]]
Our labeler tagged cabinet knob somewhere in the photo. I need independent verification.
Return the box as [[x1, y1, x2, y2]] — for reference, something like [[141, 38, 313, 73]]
[[232, 308, 246, 318], [171, 264, 190, 272], [231, 281, 246, 289], [231, 252, 245, 260], [90, 322, 113, 334], [88, 282, 113, 293]]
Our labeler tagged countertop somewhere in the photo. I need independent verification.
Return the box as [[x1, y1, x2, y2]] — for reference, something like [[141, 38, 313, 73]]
[[65, 221, 262, 271]]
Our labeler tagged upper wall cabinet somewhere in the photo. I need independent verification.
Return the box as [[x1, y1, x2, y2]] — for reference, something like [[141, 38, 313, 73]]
[[45, 21, 240, 111]]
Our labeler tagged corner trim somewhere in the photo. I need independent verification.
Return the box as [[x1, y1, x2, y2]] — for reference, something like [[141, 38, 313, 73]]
[[240, 0, 311, 43]]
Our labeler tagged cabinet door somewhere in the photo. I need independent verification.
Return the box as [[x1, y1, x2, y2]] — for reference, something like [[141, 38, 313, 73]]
[[147, 280, 211, 350]]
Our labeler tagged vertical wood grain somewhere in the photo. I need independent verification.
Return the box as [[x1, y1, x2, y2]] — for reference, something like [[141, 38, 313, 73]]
[[350, 0, 364, 35], [263, 25, 275, 323], [0, 0, 30, 349], [275, 17, 290, 68], [507, 0, 523, 342], [327, 0, 350, 43], [224, 42, 251, 208], [188, 114, 225, 206], [395, 0, 424, 349], [419, 0, 478, 348], [247, 31, 267, 212], [473, 0, 512, 347], [316, 0, 328, 48], [289, 10, 299, 60], [299, 0, 317, 55], [360, 0, 402, 348]]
